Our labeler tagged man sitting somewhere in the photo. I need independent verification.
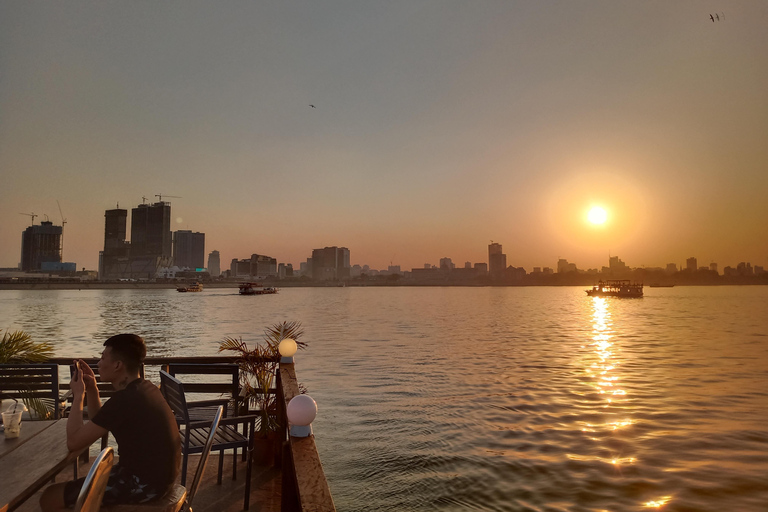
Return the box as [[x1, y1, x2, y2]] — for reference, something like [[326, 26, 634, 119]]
[[41, 334, 181, 511]]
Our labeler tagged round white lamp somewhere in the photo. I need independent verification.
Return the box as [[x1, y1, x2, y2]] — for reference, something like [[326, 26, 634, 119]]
[[278, 338, 298, 364], [286, 394, 317, 437]]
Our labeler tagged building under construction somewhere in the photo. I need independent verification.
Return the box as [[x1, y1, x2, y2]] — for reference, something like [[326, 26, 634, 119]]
[[99, 201, 174, 280], [20, 221, 63, 271]]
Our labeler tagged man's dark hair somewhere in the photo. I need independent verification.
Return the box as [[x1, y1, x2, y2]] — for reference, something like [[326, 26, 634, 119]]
[[104, 334, 146, 374]]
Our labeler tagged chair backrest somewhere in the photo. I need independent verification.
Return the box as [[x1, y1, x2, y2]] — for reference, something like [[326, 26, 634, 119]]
[[74, 446, 115, 512], [184, 405, 223, 512], [0, 364, 60, 419], [165, 363, 241, 415], [159, 370, 191, 426]]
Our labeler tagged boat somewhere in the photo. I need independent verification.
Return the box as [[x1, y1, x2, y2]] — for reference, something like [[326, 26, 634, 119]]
[[649, 283, 675, 288], [586, 280, 643, 298], [177, 282, 203, 292], [238, 283, 278, 295]]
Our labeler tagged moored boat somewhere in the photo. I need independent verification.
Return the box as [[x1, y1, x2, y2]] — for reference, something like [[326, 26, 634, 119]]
[[586, 280, 643, 298]]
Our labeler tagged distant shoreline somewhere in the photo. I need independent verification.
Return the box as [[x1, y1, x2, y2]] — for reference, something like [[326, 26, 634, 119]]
[[0, 281, 766, 290]]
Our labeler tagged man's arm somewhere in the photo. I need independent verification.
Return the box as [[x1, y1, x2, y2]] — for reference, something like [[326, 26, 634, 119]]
[[78, 360, 102, 417], [67, 365, 107, 452]]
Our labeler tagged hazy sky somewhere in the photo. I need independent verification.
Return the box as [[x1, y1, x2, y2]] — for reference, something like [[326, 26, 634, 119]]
[[2, 1, 767, 272]]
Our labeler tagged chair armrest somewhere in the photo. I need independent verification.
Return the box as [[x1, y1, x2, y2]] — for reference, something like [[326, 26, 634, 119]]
[[218, 414, 258, 426], [186, 399, 230, 409]]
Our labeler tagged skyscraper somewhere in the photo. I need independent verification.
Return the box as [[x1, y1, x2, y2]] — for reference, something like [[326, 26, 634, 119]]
[[131, 202, 172, 259], [311, 246, 350, 280], [488, 242, 506, 280], [20, 221, 62, 271], [101, 208, 129, 280], [173, 230, 205, 269], [208, 250, 221, 277]]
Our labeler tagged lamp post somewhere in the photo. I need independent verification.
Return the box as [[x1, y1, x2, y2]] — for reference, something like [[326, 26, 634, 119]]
[[287, 394, 317, 437]]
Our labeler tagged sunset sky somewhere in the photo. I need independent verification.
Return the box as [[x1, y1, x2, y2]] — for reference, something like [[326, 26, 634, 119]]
[[2, 2, 767, 272]]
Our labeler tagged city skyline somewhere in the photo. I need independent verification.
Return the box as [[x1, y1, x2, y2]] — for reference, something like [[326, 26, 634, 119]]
[[4, 206, 765, 277], [2, 3, 767, 272]]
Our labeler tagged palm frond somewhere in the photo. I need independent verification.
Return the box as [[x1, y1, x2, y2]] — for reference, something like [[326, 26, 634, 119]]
[[263, 321, 306, 351], [218, 336, 249, 354], [0, 329, 53, 364]]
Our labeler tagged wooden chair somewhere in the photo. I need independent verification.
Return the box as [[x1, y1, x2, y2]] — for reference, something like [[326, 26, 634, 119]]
[[160, 371, 257, 510], [0, 363, 61, 419], [164, 363, 242, 418], [106, 406, 224, 512], [73, 447, 114, 512]]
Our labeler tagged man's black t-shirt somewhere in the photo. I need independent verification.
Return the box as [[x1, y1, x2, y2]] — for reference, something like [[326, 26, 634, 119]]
[[91, 379, 181, 488]]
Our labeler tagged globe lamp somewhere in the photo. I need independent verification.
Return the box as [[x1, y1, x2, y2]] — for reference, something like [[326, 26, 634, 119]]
[[278, 338, 298, 363], [287, 394, 317, 437]]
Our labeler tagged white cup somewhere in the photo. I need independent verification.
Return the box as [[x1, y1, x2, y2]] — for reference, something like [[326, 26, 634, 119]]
[[2, 411, 23, 439]]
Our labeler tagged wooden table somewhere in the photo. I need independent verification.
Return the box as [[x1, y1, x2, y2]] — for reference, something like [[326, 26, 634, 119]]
[[0, 419, 85, 512]]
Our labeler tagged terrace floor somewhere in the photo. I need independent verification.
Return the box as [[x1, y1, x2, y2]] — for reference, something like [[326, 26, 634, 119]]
[[16, 452, 282, 512]]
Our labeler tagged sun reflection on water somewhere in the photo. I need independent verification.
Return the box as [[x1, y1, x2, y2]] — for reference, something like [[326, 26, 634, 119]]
[[587, 297, 627, 404], [644, 495, 672, 508]]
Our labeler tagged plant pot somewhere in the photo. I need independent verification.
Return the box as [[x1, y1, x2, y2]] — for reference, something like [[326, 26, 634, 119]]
[[252, 432, 281, 467]]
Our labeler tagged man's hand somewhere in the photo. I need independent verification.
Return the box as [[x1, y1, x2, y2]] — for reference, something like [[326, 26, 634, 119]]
[[76, 360, 97, 391], [70, 361, 85, 398]]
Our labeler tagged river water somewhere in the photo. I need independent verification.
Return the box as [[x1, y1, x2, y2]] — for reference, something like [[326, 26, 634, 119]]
[[1, 286, 767, 512]]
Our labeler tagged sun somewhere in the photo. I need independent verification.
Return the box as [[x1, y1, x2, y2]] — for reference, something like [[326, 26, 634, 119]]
[[587, 206, 608, 225]]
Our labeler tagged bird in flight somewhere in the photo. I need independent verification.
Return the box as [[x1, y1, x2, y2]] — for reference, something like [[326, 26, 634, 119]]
[[710, 14, 715, 22], [309, 105, 316, 108]]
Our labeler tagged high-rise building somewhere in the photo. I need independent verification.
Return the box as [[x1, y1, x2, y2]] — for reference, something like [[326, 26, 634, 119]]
[[173, 230, 205, 269], [131, 202, 172, 259], [208, 250, 221, 277], [609, 256, 628, 273], [311, 246, 350, 280], [101, 208, 130, 280], [250, 254, 277, 277], [439, 257, 455, 271], [557, 258, 577, 273], [20, 221, 62, 271], [686, 257, 697, 272], [488, 243, 506, 280]]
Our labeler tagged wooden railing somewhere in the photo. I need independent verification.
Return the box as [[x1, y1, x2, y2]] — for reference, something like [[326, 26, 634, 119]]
[[277, 363, 336, 512], [48, 355, 336, 512]]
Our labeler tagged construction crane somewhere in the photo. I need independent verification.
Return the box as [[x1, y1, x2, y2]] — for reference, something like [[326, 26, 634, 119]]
[[19, 212, 37, 225], [57, 200, 68, 260], [155, 194, 182, 202]]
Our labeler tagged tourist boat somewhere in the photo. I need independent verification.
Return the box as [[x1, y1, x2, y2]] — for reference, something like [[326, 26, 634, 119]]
[[177, 282, 203, 292], [238, 283, 278, 295], [586, 280, 643, 298]]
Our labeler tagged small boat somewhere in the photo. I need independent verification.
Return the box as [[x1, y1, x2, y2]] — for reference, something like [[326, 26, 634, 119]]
[[586, 280, 643, 298], [649, 283, 675, 288], [239, 283, 278, 295], [177, 282, 203, 292]]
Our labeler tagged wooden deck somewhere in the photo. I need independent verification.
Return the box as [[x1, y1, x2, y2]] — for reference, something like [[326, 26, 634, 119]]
[[6, 357, 334, 512], [15, 452, 281, 512]]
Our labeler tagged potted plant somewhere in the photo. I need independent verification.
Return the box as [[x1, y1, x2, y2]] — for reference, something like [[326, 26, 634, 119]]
[[219, 321, 306, 465]]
